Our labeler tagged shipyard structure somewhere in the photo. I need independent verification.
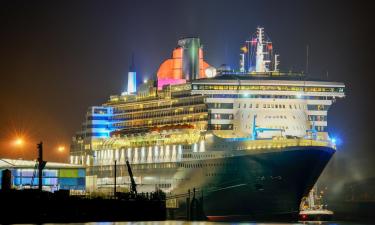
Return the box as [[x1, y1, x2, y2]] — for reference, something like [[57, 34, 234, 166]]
[[0, 159, 85, 192], [71, 28, 345, 220]]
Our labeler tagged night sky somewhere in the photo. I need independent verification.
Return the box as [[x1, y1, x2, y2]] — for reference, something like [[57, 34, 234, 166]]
[[1, 0, 374, 191]]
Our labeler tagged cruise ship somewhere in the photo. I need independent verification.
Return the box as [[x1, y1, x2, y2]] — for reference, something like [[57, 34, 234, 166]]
[[70, 28, 345, 220]]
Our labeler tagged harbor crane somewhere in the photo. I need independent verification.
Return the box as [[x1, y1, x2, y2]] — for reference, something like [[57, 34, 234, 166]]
[[126, 159, 137, 195]]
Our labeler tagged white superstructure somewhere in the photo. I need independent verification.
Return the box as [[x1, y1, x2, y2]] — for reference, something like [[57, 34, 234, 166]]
[[192, 77, 344, 141]]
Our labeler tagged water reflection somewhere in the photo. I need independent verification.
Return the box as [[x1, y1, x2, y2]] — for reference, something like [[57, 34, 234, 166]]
[[43, 221, 365, 225]]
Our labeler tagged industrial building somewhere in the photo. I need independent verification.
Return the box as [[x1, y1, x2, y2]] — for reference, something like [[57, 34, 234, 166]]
[[0, 158, 85, 192]]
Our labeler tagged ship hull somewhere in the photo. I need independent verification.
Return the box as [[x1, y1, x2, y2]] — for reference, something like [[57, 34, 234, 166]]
[[90, 146, 335, 221], [203, 147, 334, 219], [171, 146, 335, 220]]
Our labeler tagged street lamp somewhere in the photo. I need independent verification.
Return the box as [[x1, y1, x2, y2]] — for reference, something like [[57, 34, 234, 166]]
[[13, 138, 24, 147], [57, 146, 65, 152]]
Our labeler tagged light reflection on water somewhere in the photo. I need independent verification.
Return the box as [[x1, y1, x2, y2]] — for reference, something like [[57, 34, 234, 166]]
[[41, 221, 367, 225]]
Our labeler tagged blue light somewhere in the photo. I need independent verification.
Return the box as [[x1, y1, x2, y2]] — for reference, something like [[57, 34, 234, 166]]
[[330, 136, 343, 146]]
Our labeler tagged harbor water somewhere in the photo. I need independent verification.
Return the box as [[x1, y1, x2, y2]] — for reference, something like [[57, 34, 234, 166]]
[[38, 221, 372, 225]]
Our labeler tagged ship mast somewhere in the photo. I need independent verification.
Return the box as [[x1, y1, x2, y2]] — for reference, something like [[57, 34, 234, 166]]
[[254, 27, 274, 72], [255, 27, 265, 72]]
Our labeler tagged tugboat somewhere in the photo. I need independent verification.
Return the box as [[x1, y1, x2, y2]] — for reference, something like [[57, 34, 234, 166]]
[[299, 186, 333, 221]]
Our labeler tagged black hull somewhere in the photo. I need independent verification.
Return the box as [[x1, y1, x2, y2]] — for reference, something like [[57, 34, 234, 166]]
[[172, 146, 335, 220], [90, 145, 335, 221]]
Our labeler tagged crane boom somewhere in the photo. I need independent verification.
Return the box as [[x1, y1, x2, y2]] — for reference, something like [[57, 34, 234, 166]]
[[125, 159, 137, 194]]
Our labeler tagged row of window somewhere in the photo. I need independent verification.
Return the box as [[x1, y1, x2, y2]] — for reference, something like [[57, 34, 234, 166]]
[[182, 153, 231, 159], [209, 113, 233, 120], [89, 163, 178, 174], [315, 126, 327, 132], [179, 162, 236, 169], [308, 115, 327, 121], [208, 124, 233, 130], [93, 108, 110, 114], [114, 106, 207, 120], [157, 183, 172, 188], [264, 115, 288, 119], [118, 115, 207, 128], [113, 96, 205, 114], [243, 124, 305, 131], [84, 132, 109, 138], [192, 84, 344, 93], [238, 103, 306, 110], [307, 105, 330, 111], [207, 94, 334, 100], [208, 102, 330, 112], [207, 103, 233, 109]]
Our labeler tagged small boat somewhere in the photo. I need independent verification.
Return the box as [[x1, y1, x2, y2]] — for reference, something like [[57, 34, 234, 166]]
[[299, 186, 333, 221]]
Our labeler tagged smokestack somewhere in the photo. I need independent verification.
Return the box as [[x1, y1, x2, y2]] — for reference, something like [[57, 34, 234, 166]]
[[127, 54, 137, 94], [178, 38, 200, 81]]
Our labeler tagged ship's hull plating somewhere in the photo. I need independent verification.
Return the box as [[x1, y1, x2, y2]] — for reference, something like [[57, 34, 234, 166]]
[[91, 146, 335, 220], [197, 146, 334, 220]]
